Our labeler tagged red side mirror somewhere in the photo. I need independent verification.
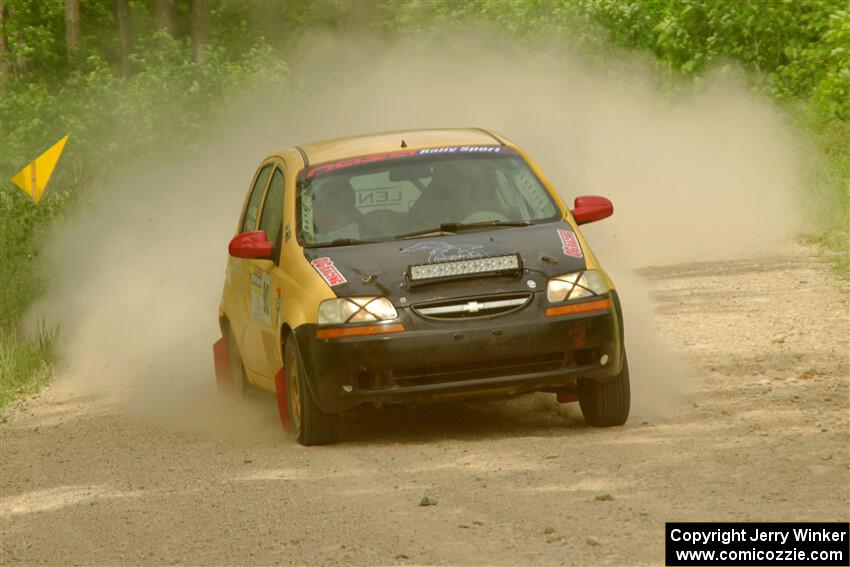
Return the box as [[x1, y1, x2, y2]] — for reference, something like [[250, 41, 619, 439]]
[[571, 195, 613, 225], [228, 231, 273, 259]]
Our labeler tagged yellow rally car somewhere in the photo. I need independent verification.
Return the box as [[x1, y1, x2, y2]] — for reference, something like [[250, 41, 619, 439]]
[[213, 128, 629, 445]]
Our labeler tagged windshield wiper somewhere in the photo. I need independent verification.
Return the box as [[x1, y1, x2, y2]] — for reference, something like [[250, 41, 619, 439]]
[[310, 221, 534, 246], [393, 225, 458, 240], [393, 220, 530, 240], [448, 220, 531, 231]]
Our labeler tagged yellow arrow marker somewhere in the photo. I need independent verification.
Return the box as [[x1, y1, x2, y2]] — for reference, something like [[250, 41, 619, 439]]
[[10, 134, 70, 204]]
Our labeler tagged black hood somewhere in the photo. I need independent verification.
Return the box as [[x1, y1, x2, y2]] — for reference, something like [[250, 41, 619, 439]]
[[303, 220, 587, 304]]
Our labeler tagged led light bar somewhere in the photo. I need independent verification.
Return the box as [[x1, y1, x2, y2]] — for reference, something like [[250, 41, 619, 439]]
[[408, 254, 521, 281]]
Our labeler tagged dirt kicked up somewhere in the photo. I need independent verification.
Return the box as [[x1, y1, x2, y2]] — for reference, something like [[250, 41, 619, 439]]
[[1, 242, 847, 566]]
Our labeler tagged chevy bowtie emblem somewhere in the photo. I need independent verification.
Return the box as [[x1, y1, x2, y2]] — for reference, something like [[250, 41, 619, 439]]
[[463, 301, 482, 313]]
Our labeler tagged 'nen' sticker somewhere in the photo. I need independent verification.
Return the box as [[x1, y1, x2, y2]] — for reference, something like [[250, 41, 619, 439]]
[[311, 257, 347, 287], [558, 229, 583, 258]]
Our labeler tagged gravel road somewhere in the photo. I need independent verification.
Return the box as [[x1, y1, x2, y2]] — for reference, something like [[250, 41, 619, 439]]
[[2, 243, 847, 566]]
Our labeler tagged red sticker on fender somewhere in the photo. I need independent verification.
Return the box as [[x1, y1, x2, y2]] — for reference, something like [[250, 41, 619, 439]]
[[311, 257, 347, 287], [558, 229, 583, 258]]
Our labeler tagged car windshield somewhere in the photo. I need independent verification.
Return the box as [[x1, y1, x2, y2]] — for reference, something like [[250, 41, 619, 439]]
[[297, 147, 560, 246]]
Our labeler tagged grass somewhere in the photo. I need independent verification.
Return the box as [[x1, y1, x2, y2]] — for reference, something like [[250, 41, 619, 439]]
[[807, 119, 850, 281], [0, 190, 66, 412], [804, 224, 850, 280], [0, 322, 57, 411]]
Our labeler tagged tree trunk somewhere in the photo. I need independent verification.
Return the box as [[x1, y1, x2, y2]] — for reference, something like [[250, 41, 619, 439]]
[[64, 0, 80, 56], [0, 2, 10, 76], [190, 0, 207, 64], [154, 0, 178, 37], [2, 1, 26, 74], [115, 0, 130, 75]]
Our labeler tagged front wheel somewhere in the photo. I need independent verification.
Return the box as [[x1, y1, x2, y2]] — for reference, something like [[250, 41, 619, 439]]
[[578, 353, 631, 427], [284, 336, 339, 446]]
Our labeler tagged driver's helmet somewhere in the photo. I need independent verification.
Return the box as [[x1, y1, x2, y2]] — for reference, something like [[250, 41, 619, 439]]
[[312, 176, 360, 233], [425, 160, 498, 222]]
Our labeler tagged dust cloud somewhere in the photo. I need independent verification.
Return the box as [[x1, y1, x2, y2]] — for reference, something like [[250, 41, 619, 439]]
[[27, 33, 805, 434]]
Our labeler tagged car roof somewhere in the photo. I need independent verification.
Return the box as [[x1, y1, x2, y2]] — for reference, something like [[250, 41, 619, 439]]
[[274, 128, 511, 167]]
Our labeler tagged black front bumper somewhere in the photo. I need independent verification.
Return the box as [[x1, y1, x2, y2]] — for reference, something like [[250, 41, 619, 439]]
[[294, 292, 624, 413]]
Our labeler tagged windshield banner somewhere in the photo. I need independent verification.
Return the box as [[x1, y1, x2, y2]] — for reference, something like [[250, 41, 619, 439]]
[[304, 146, 515, 178]]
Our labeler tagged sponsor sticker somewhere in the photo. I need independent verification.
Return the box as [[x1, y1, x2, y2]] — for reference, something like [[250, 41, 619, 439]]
[[311, 257, 347, 287], [250, 267, 273, 326], [416, 146, 503, 155], [304, 146, 507, 177], [558, 229, 583, 258], [300, 183, 314, 235]]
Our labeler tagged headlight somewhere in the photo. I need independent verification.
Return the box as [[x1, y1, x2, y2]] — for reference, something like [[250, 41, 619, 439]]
[[317, 297, 398, 325], [547, 270, 608, 303]]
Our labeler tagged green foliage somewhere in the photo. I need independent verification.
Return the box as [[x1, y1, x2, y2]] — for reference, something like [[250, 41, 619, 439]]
[[1, 34, 290, 190], [1, 0, 66, 80], [0, 1, 292, 409], [0, 189, 64, 410], [380, 0, 848, 116], [0, 189, 69, 329], [0, 321, 56, 409], [208, 0, 337, 55]]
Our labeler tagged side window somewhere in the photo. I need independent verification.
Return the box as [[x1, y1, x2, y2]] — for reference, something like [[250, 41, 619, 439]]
[[259, 167, 285, 249], [498, 161, 557, 219], [241, 165, 272, 233]]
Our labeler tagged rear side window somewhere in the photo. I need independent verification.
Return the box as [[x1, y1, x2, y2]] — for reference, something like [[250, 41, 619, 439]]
[[241, 165, 272, 233], [259, 168, 285, 246]]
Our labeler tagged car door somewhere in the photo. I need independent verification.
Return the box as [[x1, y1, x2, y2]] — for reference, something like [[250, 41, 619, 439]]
[[241, 164, 286, 379], [227, 163, 273, 367]]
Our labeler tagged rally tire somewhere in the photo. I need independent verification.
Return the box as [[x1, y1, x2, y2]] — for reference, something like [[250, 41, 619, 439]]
[[578, 353, 631, 427], [284, 336, 339, 446]]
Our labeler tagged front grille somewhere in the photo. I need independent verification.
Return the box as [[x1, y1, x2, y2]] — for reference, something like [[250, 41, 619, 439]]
[[412, 292, 532, 320], [392, 352, 565, 388]]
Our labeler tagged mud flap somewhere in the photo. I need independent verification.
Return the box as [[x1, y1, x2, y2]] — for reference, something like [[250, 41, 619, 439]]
[[556, 389, 577, 403], [274, 368, 292, 432], [213, 337, 230, 387]]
